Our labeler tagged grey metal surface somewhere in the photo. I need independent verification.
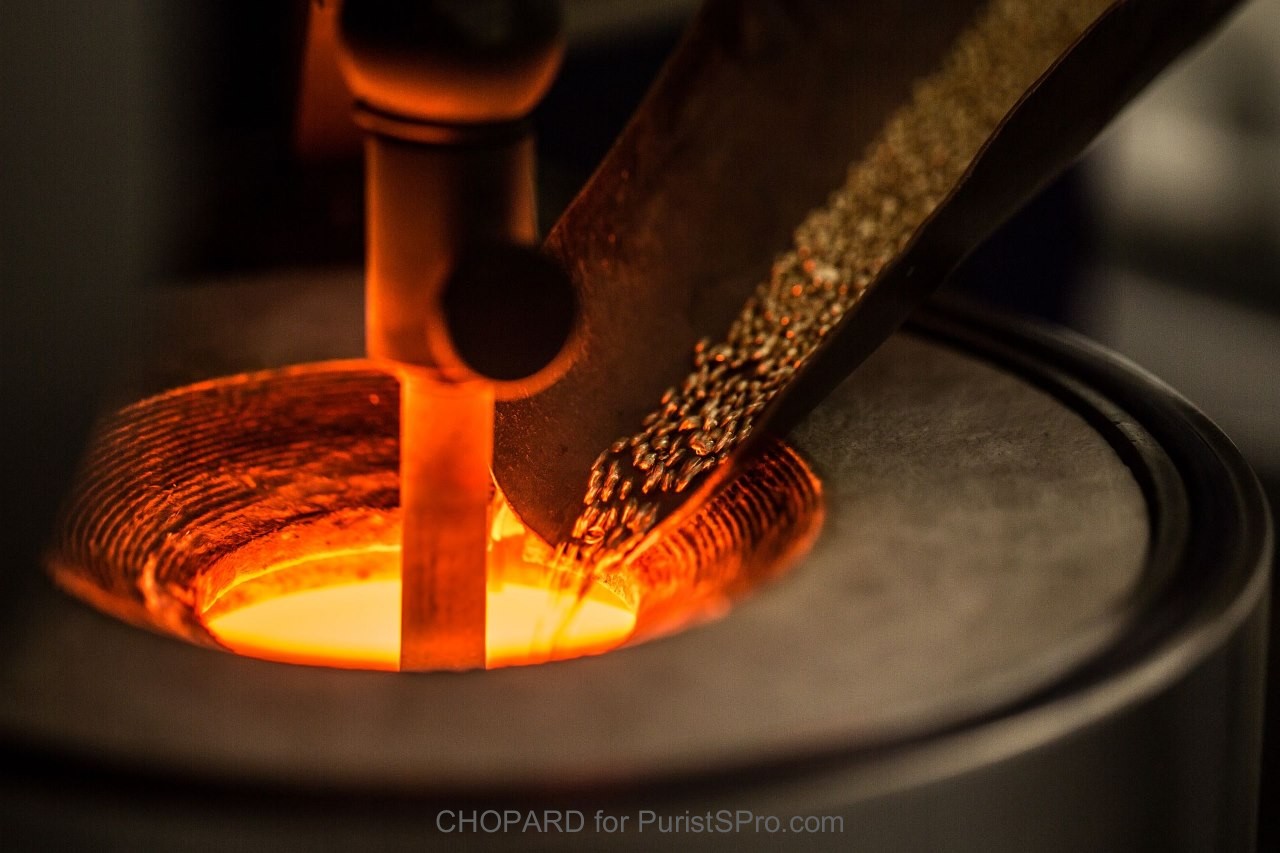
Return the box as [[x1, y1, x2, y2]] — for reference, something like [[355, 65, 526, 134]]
[[785, 334, 1148, 740]]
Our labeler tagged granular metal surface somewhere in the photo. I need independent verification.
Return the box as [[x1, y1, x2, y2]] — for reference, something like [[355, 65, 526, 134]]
[[556, 0, 1110, 572]]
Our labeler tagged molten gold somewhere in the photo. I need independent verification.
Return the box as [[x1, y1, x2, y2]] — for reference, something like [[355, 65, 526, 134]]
[[49, 362, 822, 671]]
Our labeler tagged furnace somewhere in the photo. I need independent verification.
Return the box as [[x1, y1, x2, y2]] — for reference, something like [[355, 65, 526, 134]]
[[1, 1, 1271, 851]]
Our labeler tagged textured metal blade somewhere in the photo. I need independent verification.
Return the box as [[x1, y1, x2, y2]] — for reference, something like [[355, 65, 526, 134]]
[[495, 0, 1241, 550]]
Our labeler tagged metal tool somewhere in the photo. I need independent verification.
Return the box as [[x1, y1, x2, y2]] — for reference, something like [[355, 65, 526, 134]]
[[496, 0, 1244, 554], [335, 0, 578, 669]]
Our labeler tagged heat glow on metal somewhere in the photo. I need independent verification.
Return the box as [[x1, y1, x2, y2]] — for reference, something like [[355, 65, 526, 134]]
[[49, 362, 822, 671]]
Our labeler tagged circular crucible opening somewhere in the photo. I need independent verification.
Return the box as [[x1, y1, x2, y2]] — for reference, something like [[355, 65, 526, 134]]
[[49, 361, 823, 671]]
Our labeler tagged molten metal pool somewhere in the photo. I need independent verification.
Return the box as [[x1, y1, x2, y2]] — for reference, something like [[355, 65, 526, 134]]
[[204, 552, 636, 670], [49, 361, 822, 672]]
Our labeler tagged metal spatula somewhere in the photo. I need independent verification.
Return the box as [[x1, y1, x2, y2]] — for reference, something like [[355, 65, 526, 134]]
[[495, 0, 1242, 558]]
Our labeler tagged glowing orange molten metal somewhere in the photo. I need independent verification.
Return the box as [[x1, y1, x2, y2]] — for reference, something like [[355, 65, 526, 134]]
[[203, 500, 637, 670], [49, 362, 823, 675], [207, 572, 634, 670]]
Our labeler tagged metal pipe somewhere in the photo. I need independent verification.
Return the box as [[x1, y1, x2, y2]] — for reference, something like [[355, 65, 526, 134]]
[[336, 0, 566, 670]]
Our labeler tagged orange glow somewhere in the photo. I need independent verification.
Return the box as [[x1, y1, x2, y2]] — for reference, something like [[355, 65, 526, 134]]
[[294, 0, 362, 160], [205, 549, 635, 670], [51, 362, 823, 674]]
